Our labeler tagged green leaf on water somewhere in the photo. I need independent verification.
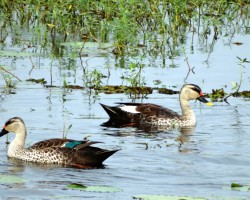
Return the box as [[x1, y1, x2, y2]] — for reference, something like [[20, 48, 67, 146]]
[[133, 195, 206, 200], [209, 197, 248, 200], [67, 183, 122, 193], [67, 183, 87, 189], [230, 185, 250, 191], [134, 195, 249, 200], [0, 50, 37, 57], [26, 78, 47, 84], [0, 174, 26, 184], [222, 182, 250, 192], [231, 183, 243, 188]]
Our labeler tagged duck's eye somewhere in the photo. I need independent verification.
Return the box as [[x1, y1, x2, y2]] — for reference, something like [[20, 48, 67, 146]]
[[191, 87, 201, 94]]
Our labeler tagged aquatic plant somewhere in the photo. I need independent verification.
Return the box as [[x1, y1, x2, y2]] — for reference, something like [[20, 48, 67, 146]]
[[1, 74, 14, 89], [0, 67, 18, 94], [0, 0, 249, 57], [121, 61, 145, 88], [0, 174, 26, 184], [0, 0, 249, 95], [67, 183, 122, 192], [223, 56, 250, 103]]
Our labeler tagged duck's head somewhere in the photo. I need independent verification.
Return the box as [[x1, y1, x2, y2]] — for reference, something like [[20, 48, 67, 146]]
[[180, 84, 213, 105], [0, 117, 26, 137]]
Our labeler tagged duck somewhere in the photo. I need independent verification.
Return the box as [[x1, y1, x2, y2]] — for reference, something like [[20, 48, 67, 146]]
[[0, 117, 118, 168], [100, 84, 213, 128]]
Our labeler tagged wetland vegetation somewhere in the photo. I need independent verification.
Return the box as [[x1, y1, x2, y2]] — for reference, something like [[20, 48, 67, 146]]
[[0, 0, 250, 100]]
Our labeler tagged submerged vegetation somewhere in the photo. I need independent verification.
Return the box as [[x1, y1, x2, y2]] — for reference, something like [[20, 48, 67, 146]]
[[0, 0, 249, 98]]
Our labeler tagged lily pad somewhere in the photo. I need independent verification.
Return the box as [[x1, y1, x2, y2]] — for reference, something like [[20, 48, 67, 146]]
[[133, 195, 206, 200], [67, 183, 122, 193], [209, 197, 248, 200], [0, 174, 26, 184], [0, 50, 37, 57]]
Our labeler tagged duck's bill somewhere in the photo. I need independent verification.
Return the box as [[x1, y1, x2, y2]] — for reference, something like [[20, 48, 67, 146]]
[[205, 102, 213, 106], [0, 128, 9, 137], [197, 96, 213, 106]]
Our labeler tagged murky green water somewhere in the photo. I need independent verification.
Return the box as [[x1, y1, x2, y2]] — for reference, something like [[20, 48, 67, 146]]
[[0, 23, 250, 200]]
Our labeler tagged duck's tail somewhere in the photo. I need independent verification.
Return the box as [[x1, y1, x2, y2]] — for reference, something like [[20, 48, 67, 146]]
[[100, 103, 139, 127]]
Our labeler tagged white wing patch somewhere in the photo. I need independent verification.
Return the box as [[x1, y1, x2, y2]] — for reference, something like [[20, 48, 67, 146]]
[[120, 105, 140, 113]]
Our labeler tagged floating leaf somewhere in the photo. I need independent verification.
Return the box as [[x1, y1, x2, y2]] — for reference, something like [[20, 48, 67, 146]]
[[26, 78, 47, 84], [231, 183, 243, 188], [0, 50, 37, 57], [67, 183, 122, 193], [223, 183, 250, 192], [0, 174, 26, 184], [209, 197, 248, 200], [67, 183, 87, 189], [231, 186, 250, 191], [133, 195, 206, 200]]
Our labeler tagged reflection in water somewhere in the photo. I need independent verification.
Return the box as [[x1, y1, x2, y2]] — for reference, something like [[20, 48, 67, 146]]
[[102, 120, 196, 152], [177, 127, 196, 152], [101, 119, 196, 134], [3, 158, 27, 190], [7, 156, 107, 170], [8, 157, 65, 170], [231, 105, 244, 134]]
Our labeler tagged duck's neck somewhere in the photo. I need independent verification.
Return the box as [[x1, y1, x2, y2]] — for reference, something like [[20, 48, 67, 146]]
[[179, 97, 196, 121], [10, 125, 27, 148], [8, 125, 27, 158]]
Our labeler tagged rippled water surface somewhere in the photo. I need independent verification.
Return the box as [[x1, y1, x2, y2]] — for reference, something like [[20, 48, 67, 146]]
[[0, 31, 250, 199]]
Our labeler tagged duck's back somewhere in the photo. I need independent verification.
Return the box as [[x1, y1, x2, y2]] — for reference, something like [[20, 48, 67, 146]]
[[18, 139, 118, 167], [133, 103, 180, 119]]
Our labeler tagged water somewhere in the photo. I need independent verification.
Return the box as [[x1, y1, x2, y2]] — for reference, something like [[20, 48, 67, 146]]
[[0, 29, 250, 200]]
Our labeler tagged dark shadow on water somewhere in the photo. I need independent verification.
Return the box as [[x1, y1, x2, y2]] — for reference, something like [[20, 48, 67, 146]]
[[7, 158, 107, 170]]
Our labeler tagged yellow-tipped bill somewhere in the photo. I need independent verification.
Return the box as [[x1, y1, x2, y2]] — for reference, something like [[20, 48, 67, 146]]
[[206, 102, 213, 106]]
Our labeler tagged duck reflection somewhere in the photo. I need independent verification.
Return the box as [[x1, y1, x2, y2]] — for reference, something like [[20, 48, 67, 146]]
[[101, 118, 195, 134], [101, 119, 196, 152]]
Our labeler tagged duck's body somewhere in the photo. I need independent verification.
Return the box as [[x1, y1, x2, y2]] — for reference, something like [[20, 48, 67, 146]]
[[101, 84, 212, 128], [0, 117, 118, 168]]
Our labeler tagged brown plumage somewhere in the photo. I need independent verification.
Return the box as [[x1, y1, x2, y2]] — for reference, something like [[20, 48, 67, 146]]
[[101, 84, 212, 128], [0, 117, 119, 168]]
